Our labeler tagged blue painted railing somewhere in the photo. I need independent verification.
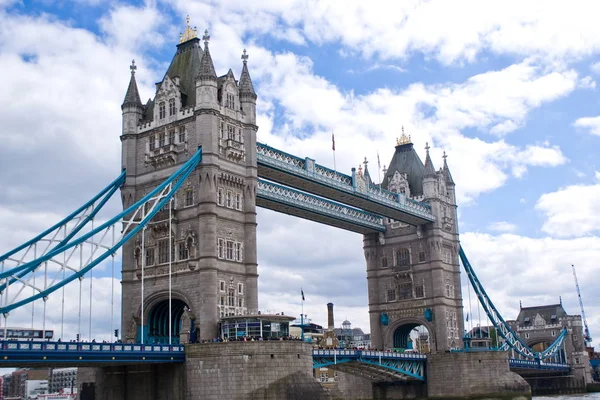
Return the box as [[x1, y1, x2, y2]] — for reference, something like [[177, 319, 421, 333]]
[[257, 179, 385, 232], [0, 340, 185, 364], [257, 142, 434, 222], [312, 349, 426, 380]]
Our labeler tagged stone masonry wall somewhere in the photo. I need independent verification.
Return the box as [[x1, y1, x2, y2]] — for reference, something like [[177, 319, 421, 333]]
[[427, 352, 531, 400], [185, 341, 331, 400]]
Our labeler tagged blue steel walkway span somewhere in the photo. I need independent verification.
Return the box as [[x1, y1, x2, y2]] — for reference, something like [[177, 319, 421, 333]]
[[257, 179, 385, 234], [257, 143, 434, 226], [0, 340, 184, 367], [312, 349, 426, 382], [509, 358, 570, 372]]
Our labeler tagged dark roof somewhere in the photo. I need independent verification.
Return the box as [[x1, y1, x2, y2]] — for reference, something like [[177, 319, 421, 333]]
[[142, 98, 154, 122], [122, 72, 142, 108], [382, 143, 425, 196], [443, 158, 455, 185], [239, 61, 256, 99], [164, 38, 204, 108], [423, 149, 436, 178], [516, 304, 568, 325], [197, 43, 217, 81]]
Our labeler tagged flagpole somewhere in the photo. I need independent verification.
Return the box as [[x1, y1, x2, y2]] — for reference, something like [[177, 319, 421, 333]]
[[332, 132, 337, 172], [377, 151, 381, 190], [301, 288, 305, 342]]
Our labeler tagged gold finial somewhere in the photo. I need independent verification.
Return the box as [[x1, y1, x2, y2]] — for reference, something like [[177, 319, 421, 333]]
[[179, 15, 198, 44], [396, 125, 412, 146], [358, 164, 363, 175]]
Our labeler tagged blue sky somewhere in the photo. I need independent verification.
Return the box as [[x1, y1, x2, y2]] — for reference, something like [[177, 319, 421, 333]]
[[1, 0, 600, 346]]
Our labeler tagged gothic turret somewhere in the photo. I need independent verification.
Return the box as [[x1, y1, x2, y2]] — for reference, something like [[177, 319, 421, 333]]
[[121, 60, 143, 174], [239, 49, 257, 124], [196, 29, 218, 108], [442, 152, 455, 186], [423, 142, 437, 198]]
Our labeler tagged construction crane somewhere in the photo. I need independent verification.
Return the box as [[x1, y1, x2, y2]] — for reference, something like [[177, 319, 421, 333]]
[[572, 264, 592, 345]]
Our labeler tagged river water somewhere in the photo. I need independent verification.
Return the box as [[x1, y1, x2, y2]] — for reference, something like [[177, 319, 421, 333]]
[[536, 394, 600, 400]]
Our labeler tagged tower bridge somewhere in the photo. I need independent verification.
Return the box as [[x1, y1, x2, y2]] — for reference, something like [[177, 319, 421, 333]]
[[0, 18, 593, 400]]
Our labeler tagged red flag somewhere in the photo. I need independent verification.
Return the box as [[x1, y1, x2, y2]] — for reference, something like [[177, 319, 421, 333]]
[[331, 132, 335, 151]]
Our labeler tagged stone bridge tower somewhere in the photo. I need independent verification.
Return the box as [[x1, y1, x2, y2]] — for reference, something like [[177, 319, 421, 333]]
[[119, 19, 258, 343], [364, 132, 463, 352]]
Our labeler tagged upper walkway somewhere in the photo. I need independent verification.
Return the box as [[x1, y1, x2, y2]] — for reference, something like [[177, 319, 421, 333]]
[[256, 143, 434, 226]]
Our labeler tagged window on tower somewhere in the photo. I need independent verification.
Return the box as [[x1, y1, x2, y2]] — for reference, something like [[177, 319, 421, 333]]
[[149, 136, 155, 151], [185, 189, 194, 207], [396, 248, 410, 267], [169, 129, 175, 145], [387, 289, 396, 302], [398, 282, 413, 300], [178, 242, 188, 260], [159, 132, 165, 147], [178, 126, 186, 143], [159, 102, 166, 119], [225, 93, 235, 109], [145, 248, 154, 266], [169, 98, 176, 116]]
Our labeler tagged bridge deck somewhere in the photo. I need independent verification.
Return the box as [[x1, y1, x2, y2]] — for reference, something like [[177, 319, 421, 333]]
[[0, 340, 185, 367], [257, 143, 434, 226], [312, 349, 426, 381]]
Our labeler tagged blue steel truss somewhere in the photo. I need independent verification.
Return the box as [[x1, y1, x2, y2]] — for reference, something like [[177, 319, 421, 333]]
[[257, 179, 385, 233], [0, 148, 202, 315], [256, 142, 434, 223], [312, 349, 425, 381], [0, 171, 126, 289], [459, 246, 568, 361], [0, 340, 184, 366]]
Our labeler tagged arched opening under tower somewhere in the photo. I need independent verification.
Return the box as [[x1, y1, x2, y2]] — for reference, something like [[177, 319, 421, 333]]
[[392, 323, 431, 354], [146, 299, 190, 344]]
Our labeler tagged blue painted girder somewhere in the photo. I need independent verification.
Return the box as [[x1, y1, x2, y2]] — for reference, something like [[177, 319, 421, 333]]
[[257, 179, 385, 234], [312, 349, 426, 381]]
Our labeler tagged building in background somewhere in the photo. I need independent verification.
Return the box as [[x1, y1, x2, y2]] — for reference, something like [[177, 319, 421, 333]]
[[334, 320, 371, 349], [49, 368, 77, 395], [3, 369, 48, 399]]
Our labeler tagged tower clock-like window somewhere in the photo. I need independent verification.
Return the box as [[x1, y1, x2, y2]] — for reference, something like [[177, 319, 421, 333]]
[[169, 98, 176, 116], [396, 248, 410, 267], [159, 102, 166, 119]]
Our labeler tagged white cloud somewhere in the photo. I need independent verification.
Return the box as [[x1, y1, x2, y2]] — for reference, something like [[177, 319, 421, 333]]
[[578, 75, 596, 89], [488, 221, 518, 233], [536, 183, 600, 237], [171, 0, 600, 65], [595, 171, 600, 181], [574, 116, 600, 136], [591, 61, 600, 75]]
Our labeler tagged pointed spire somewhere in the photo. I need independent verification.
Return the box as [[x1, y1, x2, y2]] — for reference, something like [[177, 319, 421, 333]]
[[122, 59, 142, 109], [197, 29, 216, 81], [424, 142, 436, 177], [363, 157, 371, 183], [442, 151, 455, 185], [239, 49, 257, 99]]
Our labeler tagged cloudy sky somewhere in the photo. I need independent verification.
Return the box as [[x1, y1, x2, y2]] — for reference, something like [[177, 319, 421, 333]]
[[0, 0, 599, 348]]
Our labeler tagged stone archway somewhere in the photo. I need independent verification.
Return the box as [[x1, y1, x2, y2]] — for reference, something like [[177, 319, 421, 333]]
[[386, 318, 434, 353]]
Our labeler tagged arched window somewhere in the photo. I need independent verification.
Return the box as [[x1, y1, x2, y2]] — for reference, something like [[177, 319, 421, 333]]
[[169, 98, 176, 116], [159, 102, 166, 119], [396, 248, 410, 267]]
